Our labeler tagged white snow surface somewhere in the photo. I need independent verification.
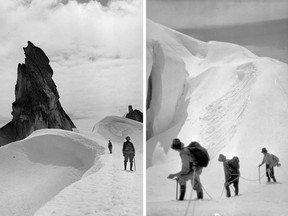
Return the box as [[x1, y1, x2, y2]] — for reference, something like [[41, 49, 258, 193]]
[[0, 116, 143, 216], [146, 20, 288, 215]]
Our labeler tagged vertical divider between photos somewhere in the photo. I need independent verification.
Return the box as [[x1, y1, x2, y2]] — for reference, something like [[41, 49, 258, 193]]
[[143, 1, 147, 216]]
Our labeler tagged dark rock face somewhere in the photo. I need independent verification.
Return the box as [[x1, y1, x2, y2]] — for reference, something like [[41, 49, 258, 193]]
[[125, 105, 143, 123], [0, 41, 76, 146]]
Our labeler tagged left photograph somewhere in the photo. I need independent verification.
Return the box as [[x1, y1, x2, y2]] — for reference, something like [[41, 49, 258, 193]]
[[0, 0, 143, 215]]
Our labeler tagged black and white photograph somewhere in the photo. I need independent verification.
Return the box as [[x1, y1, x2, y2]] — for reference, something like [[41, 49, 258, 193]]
[[146, 0, 288, 215], [0, 0, 143, 215]]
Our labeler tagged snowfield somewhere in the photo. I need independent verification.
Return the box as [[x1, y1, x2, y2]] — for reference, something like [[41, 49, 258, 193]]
[[146, 20, 288, 216], [0, 116, 143, 216]]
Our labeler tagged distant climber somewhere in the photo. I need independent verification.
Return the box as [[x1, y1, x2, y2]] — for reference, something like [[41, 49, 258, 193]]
[[218, 154, 240, 197], [258, 148, 280, 182], [108, 140, 113, 154], [125, 105, 143, 123], [167, 138, 208, 200], [122, 136, 136, 171]]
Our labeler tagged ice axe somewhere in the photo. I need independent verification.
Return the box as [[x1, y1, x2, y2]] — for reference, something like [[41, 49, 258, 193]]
[[134, 157, 136, 171], [258, 166, 261, 184], [175, 178, 179, 200]]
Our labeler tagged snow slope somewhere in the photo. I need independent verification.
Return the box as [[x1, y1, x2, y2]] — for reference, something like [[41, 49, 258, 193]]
[[0, 116, 143, 216], [146, 19, 288, 215], [92, 115, 143, 151]]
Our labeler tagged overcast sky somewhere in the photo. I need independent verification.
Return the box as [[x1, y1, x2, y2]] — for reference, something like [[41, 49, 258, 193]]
[[0, 0, 143, 124], [147, 0, 288, 29]]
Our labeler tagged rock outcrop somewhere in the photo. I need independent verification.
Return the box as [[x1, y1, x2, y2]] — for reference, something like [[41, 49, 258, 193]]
[[125, 105, 143, 123], [0, 41, 76, 146]]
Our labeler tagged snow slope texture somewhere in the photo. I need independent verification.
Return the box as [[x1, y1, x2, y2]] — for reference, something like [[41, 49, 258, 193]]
[[0, 129, 103, 216], [36, 116, 143, 216], [0, 115, 143, 216], [146, 19, 288, 215], [93, 115, 143, 151]]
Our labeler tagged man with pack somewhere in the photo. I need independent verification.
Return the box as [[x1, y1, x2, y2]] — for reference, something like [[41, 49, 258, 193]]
[[218, 154, 240, 197], [108, 140, 113, 154], [258, 147, 280, 182], [167, 138, 209, 200], [122, 136, 136, 171]]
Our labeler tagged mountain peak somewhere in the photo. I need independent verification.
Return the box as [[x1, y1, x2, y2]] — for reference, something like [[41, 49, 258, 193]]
[[0, 42, 76, 146]]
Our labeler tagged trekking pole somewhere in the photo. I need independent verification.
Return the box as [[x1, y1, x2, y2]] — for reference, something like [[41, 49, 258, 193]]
[[258, 167, 261, 184], [134, 157, 136, 171], [184, 171, 196, 216], [176, 178, 179, 200]]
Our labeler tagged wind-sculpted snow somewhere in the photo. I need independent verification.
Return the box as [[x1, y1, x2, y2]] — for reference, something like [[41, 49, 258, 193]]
[[0, 129, 105, 216], [200, 62, 257, 157], [34, 143, 143, 216], [34, 116, 143, 216], [146, 19, 288, 165], [0, 114, 143, 216], [93, 115, 143, 151], [147, 20, 288, 215]]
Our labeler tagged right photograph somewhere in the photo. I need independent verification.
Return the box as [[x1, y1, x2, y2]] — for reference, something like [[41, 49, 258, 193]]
[[146, 0, 288, 215]]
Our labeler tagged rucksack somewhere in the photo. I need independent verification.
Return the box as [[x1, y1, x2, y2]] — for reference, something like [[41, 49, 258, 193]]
[[227, 156, 240, 174], [123, 141, 134, 154], [187, 141, 210, 167], [270, 154, 280, 167]]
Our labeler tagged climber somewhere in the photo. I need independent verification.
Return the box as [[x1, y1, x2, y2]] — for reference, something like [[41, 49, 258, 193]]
[[167, 138, 207, 200], [122, 136, 136, 171], [108, 140, 113, 154], [218, 154, 240, 197], [258, 148, 280, 182]]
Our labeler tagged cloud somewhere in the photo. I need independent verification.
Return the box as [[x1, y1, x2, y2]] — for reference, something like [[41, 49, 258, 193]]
[[147, 0, 288, 29], [0, 0, 142, 61], [0, 0, 143, 122]]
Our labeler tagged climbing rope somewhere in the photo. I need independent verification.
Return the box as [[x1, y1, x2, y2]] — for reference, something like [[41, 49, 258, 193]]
[[184, 171, 196, 216], [239, 173, 266, 182], [177, 169, 269, 215]]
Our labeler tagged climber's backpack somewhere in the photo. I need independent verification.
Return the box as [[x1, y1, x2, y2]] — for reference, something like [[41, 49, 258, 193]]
[[271, 154, 280, 167], [227, 156, 240, 174], [187, 141, 210, 167]]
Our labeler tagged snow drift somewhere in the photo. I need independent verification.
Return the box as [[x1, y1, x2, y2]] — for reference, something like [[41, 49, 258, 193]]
[[146, 19, 288, 215], [0, 115, 143, 216], [93, 115, 143, 151], [0, 129, 103, 216]]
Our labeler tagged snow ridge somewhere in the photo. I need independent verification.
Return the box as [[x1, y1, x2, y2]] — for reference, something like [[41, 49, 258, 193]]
[[147, 20, 288, 215]]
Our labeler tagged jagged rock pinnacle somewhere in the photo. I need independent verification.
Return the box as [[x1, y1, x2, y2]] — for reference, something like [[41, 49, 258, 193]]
[[0, 42, 76, 146]]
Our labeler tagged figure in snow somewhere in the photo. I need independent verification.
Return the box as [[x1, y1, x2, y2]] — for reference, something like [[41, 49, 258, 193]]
[[258, 148, 280, 182], [108, 140, 112, 154], [122, 136, 135, 171], [218, 154, 240, 197], [167, 138, 205, 200], [125, 105, 143, 123]]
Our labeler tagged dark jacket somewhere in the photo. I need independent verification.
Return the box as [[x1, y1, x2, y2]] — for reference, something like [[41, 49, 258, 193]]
[[122, 141, 135, 155], [222, 157, 240, 182]]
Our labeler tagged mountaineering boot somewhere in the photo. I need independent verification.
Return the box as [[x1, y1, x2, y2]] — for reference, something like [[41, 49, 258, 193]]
[[267, 177, 271, 182], [226, 187, 231, 198], [124, 162, 127, 170], [178, 185, 186, 201], [197, 191, 203, 200], [130, 162, 133, 171], [235, 186, 239, 196]]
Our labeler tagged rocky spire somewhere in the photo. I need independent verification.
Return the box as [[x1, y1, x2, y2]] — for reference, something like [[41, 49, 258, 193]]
[[0, 41, 76, 146], [125, 105, 143, 123]]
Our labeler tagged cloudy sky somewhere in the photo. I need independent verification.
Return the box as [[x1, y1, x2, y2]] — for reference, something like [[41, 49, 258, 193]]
[[147, 0, 288, 29], [0, 0, 143, 125]]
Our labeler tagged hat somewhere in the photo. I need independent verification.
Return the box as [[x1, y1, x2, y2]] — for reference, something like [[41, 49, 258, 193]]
[[261, 148, 268, 153], [171, 138, 184, 150], [218, 154, 226, 162], [125, 136, 131, 141]]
